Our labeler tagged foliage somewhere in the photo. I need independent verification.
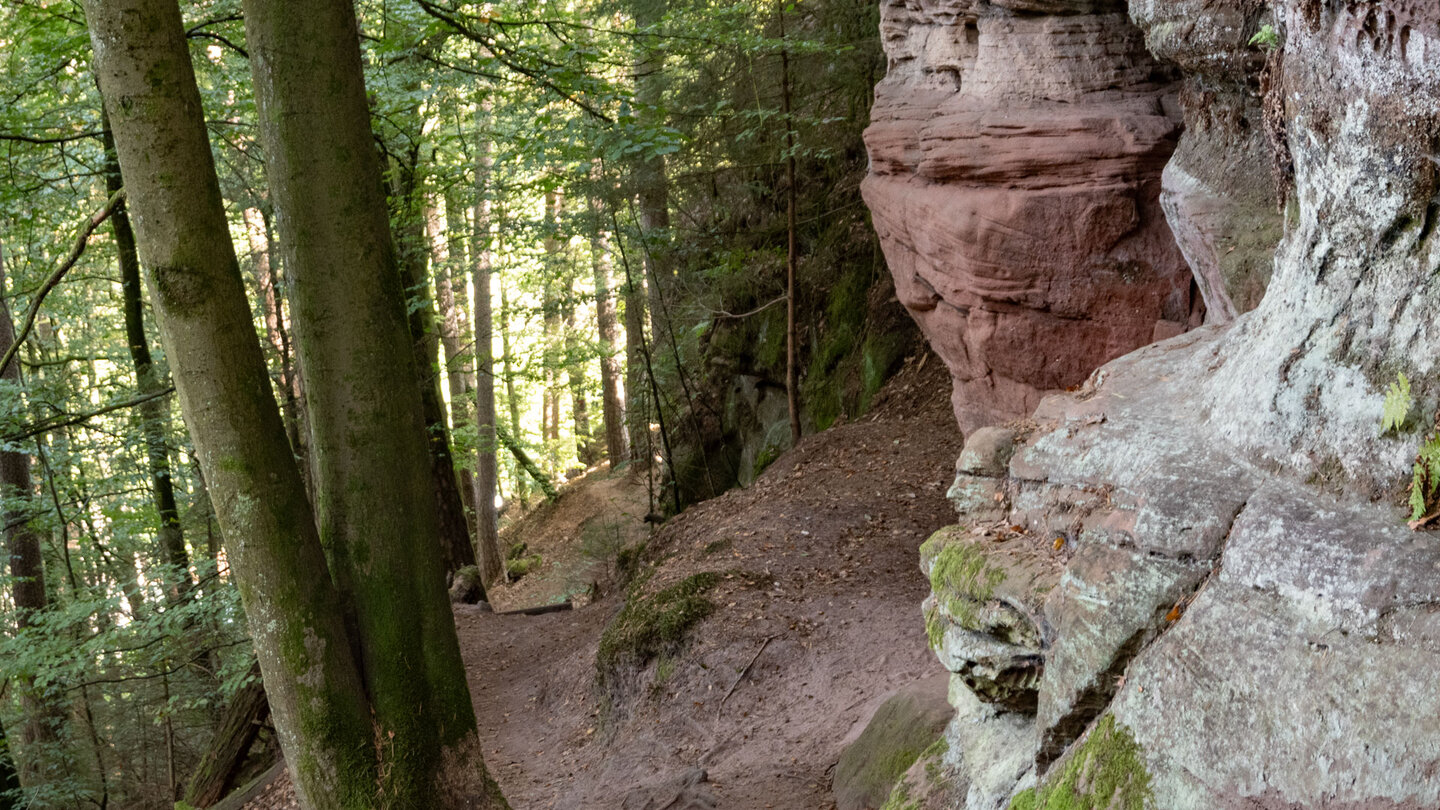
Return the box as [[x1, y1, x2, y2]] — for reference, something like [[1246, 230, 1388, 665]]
[[1248, 24, 1281, 50], [1382, 372, 1412, 434], [1410, 431, 1440, 523]]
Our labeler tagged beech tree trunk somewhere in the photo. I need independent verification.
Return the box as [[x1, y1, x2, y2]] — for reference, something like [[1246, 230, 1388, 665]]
[[242, 207, 308, 476], [499, 278, 531, 507], [88, 1, 507, 806], [102, 113, 193, 598], [431, 198, 480, 537], [391, 158, 478, 576], [240, 0, 504, 804], [564, 282, 594, 465]]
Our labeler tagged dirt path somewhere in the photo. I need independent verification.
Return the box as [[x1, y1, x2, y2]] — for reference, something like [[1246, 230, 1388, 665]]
[[243, 354, 963, 809]]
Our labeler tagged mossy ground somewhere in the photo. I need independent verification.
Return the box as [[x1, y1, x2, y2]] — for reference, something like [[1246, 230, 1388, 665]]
[[595, 571, 721, 690], [1008, 715, 1152, 810]]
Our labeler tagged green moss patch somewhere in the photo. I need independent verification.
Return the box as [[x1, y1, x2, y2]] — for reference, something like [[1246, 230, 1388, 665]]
[[596, 572, 721, 689], [1009, 715, 1152, 810], [929, 540, 1007, 631], [835, 679, 953, 810]]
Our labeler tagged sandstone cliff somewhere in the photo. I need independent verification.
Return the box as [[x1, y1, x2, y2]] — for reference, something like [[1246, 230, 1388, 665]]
[[868, 0, 1440, 807], [862, 0, 1202, 435]]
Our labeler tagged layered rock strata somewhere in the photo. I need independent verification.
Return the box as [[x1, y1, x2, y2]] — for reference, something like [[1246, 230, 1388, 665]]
[[894, 1, 1440, 808], [862, 0, 1202, 434]]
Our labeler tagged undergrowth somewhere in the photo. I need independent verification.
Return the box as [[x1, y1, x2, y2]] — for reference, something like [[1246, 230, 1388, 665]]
[[595, 571, 721, 692]]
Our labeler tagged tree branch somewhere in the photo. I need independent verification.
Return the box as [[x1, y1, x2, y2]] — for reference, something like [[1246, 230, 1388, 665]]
[[2, 386, 176, 444], [0, 189, 126, 379]]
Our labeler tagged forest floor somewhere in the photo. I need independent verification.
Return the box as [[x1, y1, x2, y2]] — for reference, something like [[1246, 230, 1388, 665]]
[[241, 352, 963, 810]]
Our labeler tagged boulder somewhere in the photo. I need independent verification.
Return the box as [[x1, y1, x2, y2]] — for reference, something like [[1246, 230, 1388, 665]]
[[833, 674, 954, 810]]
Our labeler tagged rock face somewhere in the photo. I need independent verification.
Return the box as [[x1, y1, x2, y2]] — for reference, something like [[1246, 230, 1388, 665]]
[[891, 0, 1440, 807], [861, 0, 1202, 434]]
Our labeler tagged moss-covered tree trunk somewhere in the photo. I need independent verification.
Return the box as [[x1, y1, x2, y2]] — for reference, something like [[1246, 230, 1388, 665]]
[[101, 112, 192, 597], [87, 1, 380, 805], [241, 0, 506, 804]]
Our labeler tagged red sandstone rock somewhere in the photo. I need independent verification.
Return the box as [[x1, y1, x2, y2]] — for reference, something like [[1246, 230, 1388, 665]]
[[862, 2, 1199, 434]]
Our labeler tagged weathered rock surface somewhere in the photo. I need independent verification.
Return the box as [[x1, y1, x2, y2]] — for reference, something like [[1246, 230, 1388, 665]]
[[862, 0, 1202, 435], [891, 0, 1440, 807], [833, 674, 953, 810]]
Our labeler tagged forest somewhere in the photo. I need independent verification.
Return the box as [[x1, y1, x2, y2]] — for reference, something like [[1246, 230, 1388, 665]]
[[0, 0, 897, 806]]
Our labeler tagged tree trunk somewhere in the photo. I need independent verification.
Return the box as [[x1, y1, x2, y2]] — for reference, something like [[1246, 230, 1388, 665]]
[[778, 3, 802, 447], [564, 280, 594, 465], [471, 109, 504, 587], [588, 196, 628, 464], [87, 2, 432, 807], [542, 191, 564, 473], [181, 663, 269, 809], [101, 112, 193, 598], [499, 278, 530, 508], [621, 247, 649, 464], [239, 0, 506, 804], [633, 0, 674, 352], [391, 159, 478, 576], [0, 249, 63, 802], [431, 198, 480, 538]]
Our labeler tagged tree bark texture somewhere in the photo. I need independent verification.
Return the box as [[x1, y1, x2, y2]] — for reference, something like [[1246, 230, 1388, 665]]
[[241, 0, 505, 804], [87, 2, 394, 806], [242, 207, 308, 475], [102, 112, 192, 597]]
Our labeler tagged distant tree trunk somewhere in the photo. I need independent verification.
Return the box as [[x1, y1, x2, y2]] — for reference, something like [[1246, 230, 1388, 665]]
[[0, 717, 19, 806], [499, 277, 530, 508], [431, 198, 479, 536], [390, 156, 478, 575], [564, 279, 594, 465], [542, 190, 564, 473], [90, 0, 506, 805], [242, 207, 308, 475], [102, 111, 192, 598], [471, 111, 505, 587], [779, 1, 802, 447], [633, 0, 674, 350], [0, 248, 62, 803], [622, 251, 649, 464], [588, 192, 628, 463]]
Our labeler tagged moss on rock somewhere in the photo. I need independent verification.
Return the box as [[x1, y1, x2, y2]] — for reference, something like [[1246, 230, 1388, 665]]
[[1008, 715, 1152, 810], [930, 540, 1007, 631]]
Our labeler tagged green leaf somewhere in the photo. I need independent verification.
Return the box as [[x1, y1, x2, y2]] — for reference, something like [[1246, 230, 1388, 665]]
[[1382, 372, 1413, 434]]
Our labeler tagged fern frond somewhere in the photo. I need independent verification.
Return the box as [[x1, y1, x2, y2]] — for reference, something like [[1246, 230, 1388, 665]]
[[1383, 373, 1413, 434], [1410, 432, 1440, 521]]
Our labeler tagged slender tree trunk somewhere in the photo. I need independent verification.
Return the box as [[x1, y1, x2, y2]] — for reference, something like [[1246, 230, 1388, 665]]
[[240, 0, 505, 804], [564, 282, 593, 465], [88, 2, 399, 807], [102, 112, 192, 597], [632, 0, 674, 351], [621, 247, 649, 464], [431, 198, 480, 537], [471, 109, 505, 587], [542, 191, 564, 473], [0, 248, 63, 803], [779, 2, 802, 447], [499, 278, 530, 508], [588, 192, 627, 464]]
